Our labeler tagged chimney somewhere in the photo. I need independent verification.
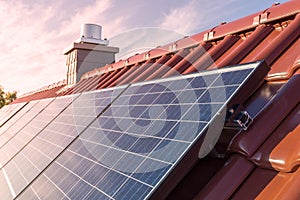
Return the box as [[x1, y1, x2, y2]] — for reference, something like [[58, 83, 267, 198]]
[[64, 24, 119, 85]]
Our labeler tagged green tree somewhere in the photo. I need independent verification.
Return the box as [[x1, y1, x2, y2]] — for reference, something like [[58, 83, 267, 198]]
[[0, 86, 5, 108], [0, 86, 17, 109], [5, 91, 17, 104]]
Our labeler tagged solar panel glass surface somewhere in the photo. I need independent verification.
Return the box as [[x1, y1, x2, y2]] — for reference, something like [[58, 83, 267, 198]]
[[17, 62, 262, 200], [0, 87, 126, 199]]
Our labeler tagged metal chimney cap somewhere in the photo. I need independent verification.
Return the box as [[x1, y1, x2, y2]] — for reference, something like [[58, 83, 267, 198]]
[[80, 24, 102, 39], [78, 23, 109, 45]]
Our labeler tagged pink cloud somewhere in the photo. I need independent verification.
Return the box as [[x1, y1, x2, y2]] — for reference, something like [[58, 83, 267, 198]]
[[0, 0, 289, 94]]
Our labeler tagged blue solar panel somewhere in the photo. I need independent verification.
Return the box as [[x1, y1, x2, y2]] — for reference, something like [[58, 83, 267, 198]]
[[0, 87, 126, 199], [14, 62, 267, 200], [0, 98, 62, 166], [0, 105, 13, 118], [0, 95, 79, 199], [0, 102, 27, 127], [0, 101, 40, 137]]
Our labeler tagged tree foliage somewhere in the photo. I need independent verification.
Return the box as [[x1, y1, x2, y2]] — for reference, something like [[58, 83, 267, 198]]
[[0, 86, 17, 109]]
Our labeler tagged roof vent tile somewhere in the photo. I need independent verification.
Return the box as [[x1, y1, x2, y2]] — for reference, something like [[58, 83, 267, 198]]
[[124, 59, 129, 66], [261, 12, 270, 23], [208, 31, 215, 40], [272, 2, 280, 6], [253, 15, 261, 25], [169, 43, 177, 51], [144, 53, 150, 60], [203, 33, 209, 41]]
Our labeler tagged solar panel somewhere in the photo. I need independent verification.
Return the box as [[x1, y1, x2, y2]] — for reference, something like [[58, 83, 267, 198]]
[[0, 99, 54, 149], [0, 105, 13, 117], [0, 103, 22, 116], [0, 87, 126, 199], [0, 101, 40, 137], [15, 61, 268, 199], [0, 95, 80, 170], [0, 102, 27, 127]]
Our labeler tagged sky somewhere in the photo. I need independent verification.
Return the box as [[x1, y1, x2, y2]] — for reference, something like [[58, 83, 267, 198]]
[[0, 0, 289, 94]]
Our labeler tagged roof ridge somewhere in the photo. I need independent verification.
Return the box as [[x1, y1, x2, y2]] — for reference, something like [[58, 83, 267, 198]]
[[19, 80, 66, 98]]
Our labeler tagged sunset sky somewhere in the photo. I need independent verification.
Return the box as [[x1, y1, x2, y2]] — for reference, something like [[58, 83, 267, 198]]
[[0, 0, 289, 94]]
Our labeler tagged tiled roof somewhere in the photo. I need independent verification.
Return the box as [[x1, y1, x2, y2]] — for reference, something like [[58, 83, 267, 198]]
[[11, 80, 66, 104], [10, 0, 300, 199], [54, 1, 299, 95]]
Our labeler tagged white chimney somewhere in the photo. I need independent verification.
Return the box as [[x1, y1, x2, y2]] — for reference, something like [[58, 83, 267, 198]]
[[64, 24, 119, 85]]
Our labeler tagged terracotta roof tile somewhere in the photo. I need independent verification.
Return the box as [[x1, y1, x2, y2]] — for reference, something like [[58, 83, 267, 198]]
[[113, 63, 139, 85], [131, 54, 171, 83], [194, 154, 255, 199], [105, 66, 131, 87], [269, 37, 300, 80], [240, 26, 280, 65], [243, 81, 285, 117], [269, 123, 300, 172], [228, 73, 300, 157], [145, 49, 189, 80], [97, 68, 124, 89], [254, 14, 300, 74], [62, 78, 90, 95], [167, 157, 225, 200], [162, 43, 212, 77], [256, 168, 300, 200], [251, 103, 300, 172], [207, 35, 242, 70], [80, 76, 101, 92], [217, 25, 274, 68], [12, 84, 65, 104], [231, 168, 278, 199], [117, 59, 155, 86]]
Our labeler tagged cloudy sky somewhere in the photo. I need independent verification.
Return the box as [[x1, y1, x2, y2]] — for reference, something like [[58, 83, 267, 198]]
[[0, 0, 289, 94]]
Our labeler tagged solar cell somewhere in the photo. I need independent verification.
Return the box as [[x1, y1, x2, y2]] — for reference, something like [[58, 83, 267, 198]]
[[0, 102, 27, 127], [0, 99, 55, 157], [0, 99, 56, 152], [16, 61, 267, 200], [0, 105, 13, 118], [0, 87, 126, 199], [0, 101, 40, 137]]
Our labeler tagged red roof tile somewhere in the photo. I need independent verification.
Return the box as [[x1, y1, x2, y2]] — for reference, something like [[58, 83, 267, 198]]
[[269, 124, 300, 173], [216, 25, 274, 68], [117, 59, 155, 86], [131, 54, 171, 83], [162, 43, 212, 77], [194, 154, 255, 199], [231, 168, 278, 199], [12, 81, 66, 104], [251, 102, 300, 172], [146, 49, 190, 80], [256, 168, 300, 200], [229, 73, 300, 157]]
